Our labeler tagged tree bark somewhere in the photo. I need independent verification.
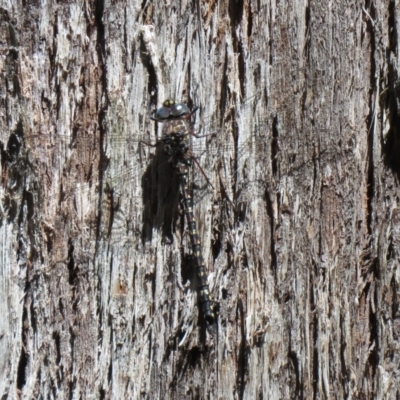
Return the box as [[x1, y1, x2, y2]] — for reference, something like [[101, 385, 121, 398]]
[[1, 0, 400, 399]]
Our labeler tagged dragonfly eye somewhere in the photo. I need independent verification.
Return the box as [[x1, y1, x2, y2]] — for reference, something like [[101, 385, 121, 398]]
[[170, 103, 189, 117], [155, 106, 171, 119]]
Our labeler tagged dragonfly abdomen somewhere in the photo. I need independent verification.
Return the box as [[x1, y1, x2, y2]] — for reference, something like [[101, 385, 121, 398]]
[[177, 163, 215, 324]]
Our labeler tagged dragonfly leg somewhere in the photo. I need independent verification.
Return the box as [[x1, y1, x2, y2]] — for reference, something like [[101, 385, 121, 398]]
[[189, 130, 217, 139], [183, 106, 199, 119], [188, 153, 215, 190]]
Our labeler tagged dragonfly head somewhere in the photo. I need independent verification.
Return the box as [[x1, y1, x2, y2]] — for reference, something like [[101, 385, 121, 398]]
[[153, 100, 191, 121]]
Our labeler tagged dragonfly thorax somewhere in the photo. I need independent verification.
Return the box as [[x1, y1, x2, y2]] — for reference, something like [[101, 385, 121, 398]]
[[162, 132, 190, 159], [161, 116, 190, 156]]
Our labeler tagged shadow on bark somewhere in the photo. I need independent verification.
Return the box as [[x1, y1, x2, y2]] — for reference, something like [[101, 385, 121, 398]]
[[141, 143, 180, 244]]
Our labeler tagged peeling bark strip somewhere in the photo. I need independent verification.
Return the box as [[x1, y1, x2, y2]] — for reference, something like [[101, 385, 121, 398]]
[[1, 0, 400, 398]]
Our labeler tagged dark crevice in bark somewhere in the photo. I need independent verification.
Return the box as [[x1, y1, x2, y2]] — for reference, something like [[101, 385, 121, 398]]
[[264, 188, 276, 276], [310, 268, 318, 399], [107, 359, 113, 388], [69, 327, 76, 397], [68, 377, 76, 400], [93, 0, 110, 248], [268, 5, 273, 66], [67, 238, 77, 286], [272, 117, 282, 242], [139, 31, 158, 106], [19, 189, 38, 262], [10, 119, 23, 152], [387, 226, 394, 261], [364, 0, 377, 235], [391, 274, 398, 320], [304, 2, 311, 62], [25, 186, 34, 220], [367, 273, 379, 378], [185, 346, 200, 369], [186, 61, 194, 108], [381, 68, 400, 177], [4, 8, 17, 75], [288, 348, 302, 399], [271, 114, 279, 175], [388, 0, 397, 54], [50, 16, 58, 95], [0, 143, 7, 186], [226, 240, 234, 271], [240, 241, 249, 271], [53, 331, 61, 364], [105, 186, 115, 239], [383, 0, 400, 181], [339, 312, 349, 397], [4, 195, 18, 225], [372, 254, 381, 280], [236, 299, 247, 400], [29, 288, 37, 333], [228, 0, 243, 29], [237, 47, 245, 100], [59, 298, 65, 318], [97, 287, 104, 357], [109, 254, 114, 302], [16, 314, 28, 390], [219, 47, 229, 129], [1, 130, 22, 201], [1, 126, 26, 223], [230, 105, 240, 214], [54, 70, 61, 123], [43, 220, 54, 254], [247, 2, 253, 38], [4, 38, 20, 97], [211, 223, 222, 260]]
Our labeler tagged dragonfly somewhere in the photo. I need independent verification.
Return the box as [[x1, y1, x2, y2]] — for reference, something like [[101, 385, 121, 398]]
[[2, 66, 339, 323], [144, 99, 216, 324]]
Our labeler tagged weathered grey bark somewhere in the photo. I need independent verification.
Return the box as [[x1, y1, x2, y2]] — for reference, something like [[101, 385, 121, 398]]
[[1, 0, 400, 398]]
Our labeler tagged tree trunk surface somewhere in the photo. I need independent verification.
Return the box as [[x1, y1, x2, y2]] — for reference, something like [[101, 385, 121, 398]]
[[1, 0, 400, 399]]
